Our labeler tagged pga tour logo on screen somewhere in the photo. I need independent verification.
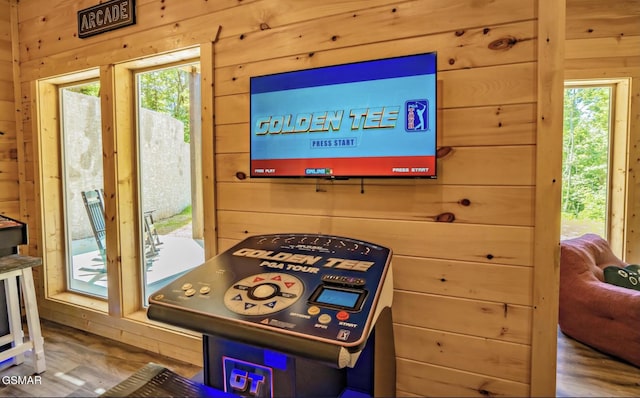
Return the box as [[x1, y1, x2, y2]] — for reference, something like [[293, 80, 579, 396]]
[[405, 100, 429, 132]]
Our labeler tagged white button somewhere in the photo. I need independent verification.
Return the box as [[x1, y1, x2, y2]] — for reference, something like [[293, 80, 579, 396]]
[[253, 284, 275, 299]]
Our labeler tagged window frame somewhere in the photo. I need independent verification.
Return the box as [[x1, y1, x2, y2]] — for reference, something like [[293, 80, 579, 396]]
[[563, 78, 631, 258], [38, 70, 110, 311], [36, 47, 211, 323]]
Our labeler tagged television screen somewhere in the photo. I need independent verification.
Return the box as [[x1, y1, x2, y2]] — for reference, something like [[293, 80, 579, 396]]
[[250, 52, 437, 178]]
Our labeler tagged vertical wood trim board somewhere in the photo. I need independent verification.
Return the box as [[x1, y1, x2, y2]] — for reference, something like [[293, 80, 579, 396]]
[[531, 0, 565, 396]]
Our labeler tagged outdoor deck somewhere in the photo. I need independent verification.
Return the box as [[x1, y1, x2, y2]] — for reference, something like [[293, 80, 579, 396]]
[[70, 224, 204, 298]]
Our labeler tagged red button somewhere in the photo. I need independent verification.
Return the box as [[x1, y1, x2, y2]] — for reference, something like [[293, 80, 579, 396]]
[[336, 311, 350, 321]]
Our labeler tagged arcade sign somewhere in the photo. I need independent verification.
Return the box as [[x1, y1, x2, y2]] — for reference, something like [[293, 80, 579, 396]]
[[77, 0, 136, 39]]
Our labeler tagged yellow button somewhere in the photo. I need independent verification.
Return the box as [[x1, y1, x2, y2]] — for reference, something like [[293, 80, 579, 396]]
[[318, 314, 332, 324], [185, 288, 196, 297], [199, 286, 211, 294], [181, 283, 193, 290], [307, 306, 320, 316]]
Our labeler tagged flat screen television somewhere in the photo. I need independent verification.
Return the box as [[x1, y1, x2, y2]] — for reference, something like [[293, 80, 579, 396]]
[[249, 52, 437, 178]]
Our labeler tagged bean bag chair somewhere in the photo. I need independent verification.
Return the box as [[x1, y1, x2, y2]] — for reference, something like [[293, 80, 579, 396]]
[[559, 233, 640, 367]]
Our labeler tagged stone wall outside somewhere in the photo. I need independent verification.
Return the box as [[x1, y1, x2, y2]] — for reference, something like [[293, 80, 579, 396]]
[[63, 91, 191, 239]]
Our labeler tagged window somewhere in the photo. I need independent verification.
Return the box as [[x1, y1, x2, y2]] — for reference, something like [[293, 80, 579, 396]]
[[135, 63, 204, 303], [60, 80, 107, 297], [37, 47, 206, 317], [562, 79, 631, 257]]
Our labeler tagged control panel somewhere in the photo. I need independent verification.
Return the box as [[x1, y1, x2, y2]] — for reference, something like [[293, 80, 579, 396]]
[[147, 233, 392, 351]]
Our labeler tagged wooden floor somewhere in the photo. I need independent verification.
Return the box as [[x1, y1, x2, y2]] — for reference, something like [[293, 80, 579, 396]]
[[0, 320, 638, 396], [0, 319, 201, 397], [556, 328, 640, 397]]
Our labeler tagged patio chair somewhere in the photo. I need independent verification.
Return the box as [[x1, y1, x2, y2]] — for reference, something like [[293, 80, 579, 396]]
[[81, 189, 107, 270], [82, 189, 161, 268], [143, 210, 162, 257]]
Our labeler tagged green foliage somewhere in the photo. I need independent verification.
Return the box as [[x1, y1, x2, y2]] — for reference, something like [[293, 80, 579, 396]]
[[138, 67, 193, 143], [68, 82, 100, 97], [562, 86, 611, 223]]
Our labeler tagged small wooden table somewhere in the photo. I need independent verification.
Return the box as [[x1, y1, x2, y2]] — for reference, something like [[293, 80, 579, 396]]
[[0, 255, 45, 373]]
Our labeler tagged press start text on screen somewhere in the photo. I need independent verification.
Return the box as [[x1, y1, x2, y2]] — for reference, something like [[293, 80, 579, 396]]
[[310, 138, 357, 148], [392, 167, 430, 173]]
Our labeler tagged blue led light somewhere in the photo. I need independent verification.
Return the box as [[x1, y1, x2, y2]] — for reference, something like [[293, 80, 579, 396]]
[[263, 349, 287, 370]]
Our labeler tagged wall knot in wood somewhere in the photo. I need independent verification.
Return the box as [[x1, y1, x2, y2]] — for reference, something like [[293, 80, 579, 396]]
[[435, 212, 455, 223], [488, 36, 518, 51], [436, 146, 452, 158]]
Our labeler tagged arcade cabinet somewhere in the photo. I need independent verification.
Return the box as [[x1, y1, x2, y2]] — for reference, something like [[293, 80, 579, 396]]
[[146, 233, 395, 397]]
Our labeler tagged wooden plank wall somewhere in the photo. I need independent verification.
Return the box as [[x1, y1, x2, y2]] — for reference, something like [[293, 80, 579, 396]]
[[7, 0, 565, 396], [213, 3, 541, 396], [0, 0, 20, 218], [565, 0, 640, 263]]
